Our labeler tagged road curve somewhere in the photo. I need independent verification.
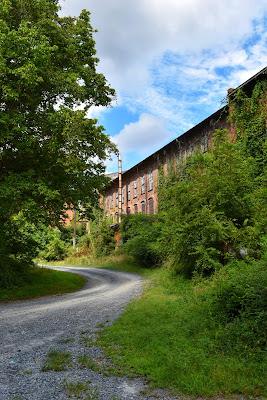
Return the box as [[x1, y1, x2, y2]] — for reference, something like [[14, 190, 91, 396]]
[[0, 266, 146, 400]]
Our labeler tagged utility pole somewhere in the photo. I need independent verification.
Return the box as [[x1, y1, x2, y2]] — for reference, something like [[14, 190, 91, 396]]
[[72, 208, 77, 249], [118, 153, 122, 223]]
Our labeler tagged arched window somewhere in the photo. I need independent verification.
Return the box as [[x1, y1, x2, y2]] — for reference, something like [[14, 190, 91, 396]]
[[148, 170, 153, 191], [141, 175, 146, 194], [148, 198, 154, 214], [134, 204, 138, 214], [127, 207, 131, 215], [141, 201, 146, 214]]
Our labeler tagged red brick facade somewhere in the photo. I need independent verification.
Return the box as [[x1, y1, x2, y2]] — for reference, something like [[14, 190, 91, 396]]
[[103, 107, 228, 221], [102, 67, 267, 221]]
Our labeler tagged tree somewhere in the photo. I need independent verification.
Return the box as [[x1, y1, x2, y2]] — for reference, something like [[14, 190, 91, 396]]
[[158, 130, 259, 276], [0, 0, 116, 285]]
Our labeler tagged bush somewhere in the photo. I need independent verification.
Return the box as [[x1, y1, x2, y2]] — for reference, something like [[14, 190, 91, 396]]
[[121, 214, 162, 267], [39, 228, 68, 261], [75, 209, 115, 258], [158, 131, 261, 276], [0, 214, 38, 288], [206, 254, 267, 352]]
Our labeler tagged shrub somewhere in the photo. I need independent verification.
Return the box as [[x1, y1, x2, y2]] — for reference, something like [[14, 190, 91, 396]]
[[0, 214, 38, 288], [121, 214, 162, 267], [39, 228, 68, 261], [158, 131, 261, 276], [76, 209, 115, 258], [206, 253, 267, 352]]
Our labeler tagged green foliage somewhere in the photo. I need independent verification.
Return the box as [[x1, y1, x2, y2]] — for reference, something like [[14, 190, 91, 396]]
[[99, 266, 267, 397], [207, 253, 267, 352], [89, 210, 115, 257], [75, 209, 115, 258], [0, 267, 86, 301], [39, 227, 68, 261], [159, 130, 261, 276], [0, 0, 115, 284], [229, 81, 267, 173], [42, 350, 72, 371], [121, 214, 162, 267]]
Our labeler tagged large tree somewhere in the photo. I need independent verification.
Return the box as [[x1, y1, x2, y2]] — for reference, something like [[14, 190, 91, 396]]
[[0, 0, 115, 284]]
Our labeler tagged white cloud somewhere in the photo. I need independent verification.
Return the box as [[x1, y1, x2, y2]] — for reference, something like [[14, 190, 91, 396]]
[[59, 0, 267, 171], [112, 113, 170, 155], [104, 113, 172, 171], [60, 0, 267, 92]]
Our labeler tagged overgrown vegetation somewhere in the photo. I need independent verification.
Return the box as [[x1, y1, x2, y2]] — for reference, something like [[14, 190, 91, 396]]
[[99, 267, 267, 397], [42, 350, 72, 372], [97, 82, 267, 396]]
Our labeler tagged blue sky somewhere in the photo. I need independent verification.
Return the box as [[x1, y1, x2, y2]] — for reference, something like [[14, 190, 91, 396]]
[[60, 0, 267, 172]]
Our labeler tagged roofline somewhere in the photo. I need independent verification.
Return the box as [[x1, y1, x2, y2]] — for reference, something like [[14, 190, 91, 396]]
[[232, 66, 267, 94], [108, 66, 267, 184]]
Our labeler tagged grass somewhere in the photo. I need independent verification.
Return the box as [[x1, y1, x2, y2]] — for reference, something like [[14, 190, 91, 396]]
[[64, 380, 99, 399], [78, 354, 101, 372], [0, 267, 86, 302], [42, 350, 72, 371], [98, 267, 267, 398], [45, 253, 150, 275]]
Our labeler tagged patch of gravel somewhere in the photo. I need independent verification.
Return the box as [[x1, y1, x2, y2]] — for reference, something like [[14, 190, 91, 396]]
[[0, 267, 179, 400]]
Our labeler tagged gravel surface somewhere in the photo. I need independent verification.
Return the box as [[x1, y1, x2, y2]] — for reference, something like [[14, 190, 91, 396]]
[[0, 267, 179, 400]]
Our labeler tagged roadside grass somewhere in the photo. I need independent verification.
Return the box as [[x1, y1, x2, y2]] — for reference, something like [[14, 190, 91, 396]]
[[0, 267, 86, 302], [44, 253, 151, 275], [98, 267, 267, 398], [78, 354, 101, 373], [42, 350, 72, 372], [64, 380, 99, 399]]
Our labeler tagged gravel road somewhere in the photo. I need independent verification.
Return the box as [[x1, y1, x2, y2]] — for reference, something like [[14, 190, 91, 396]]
[[0, 267, 177, 400]]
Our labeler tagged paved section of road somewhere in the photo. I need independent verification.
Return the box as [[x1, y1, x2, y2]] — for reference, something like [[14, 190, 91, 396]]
[[0, 267, 177, 400]]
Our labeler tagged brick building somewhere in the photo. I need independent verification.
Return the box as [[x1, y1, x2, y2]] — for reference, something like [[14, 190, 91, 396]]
[[103, 67, 266, 221]]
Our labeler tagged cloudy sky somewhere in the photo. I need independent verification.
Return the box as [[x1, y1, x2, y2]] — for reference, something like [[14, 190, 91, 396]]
[[60, 0, 267, 172]]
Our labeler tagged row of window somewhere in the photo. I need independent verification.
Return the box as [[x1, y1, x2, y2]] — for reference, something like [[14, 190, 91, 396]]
[[106, 170, 154, 209], [112, 197, 154, 219]]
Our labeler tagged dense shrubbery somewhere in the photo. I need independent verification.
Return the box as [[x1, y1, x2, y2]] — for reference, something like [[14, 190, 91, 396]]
[[158, 130, 263, 276], [39, 228, 69, 262], [70, 209, 115, 258], [118, 83, 267, 353], [121, 214, 162, 267], [86, 210, 115, 257], [206, 251, 267, 352]]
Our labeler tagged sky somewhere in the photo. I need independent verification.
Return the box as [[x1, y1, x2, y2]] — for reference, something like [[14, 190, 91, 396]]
[[60, 0, 267, 172]]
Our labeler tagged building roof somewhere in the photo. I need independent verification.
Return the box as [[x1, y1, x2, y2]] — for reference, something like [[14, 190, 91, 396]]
[[108, 66, 267, 185]]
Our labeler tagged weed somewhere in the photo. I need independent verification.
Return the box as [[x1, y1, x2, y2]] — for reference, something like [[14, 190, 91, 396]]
[[95, 322, 105, 329], [21, 369, 32, 376], [65, 381, 89, 398], [60, 337, 75, 344], [64, 380, 99, 399], [78, 354, 101, 373], [80, 335, 95, 347], [42, 350, 72, 371]]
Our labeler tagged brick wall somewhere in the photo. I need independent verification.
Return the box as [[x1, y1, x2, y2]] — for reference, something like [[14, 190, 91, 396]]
[[102, 104, 232, 221]]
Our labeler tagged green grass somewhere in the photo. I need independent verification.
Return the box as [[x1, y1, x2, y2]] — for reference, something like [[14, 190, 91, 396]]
[[45, 253, 150, 275], [64, 380, 99, 399], [98, 267, 267, 398], [0, 267, 86, 302], [42, 350, 72, 371], [78, 354, 101, 372]]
